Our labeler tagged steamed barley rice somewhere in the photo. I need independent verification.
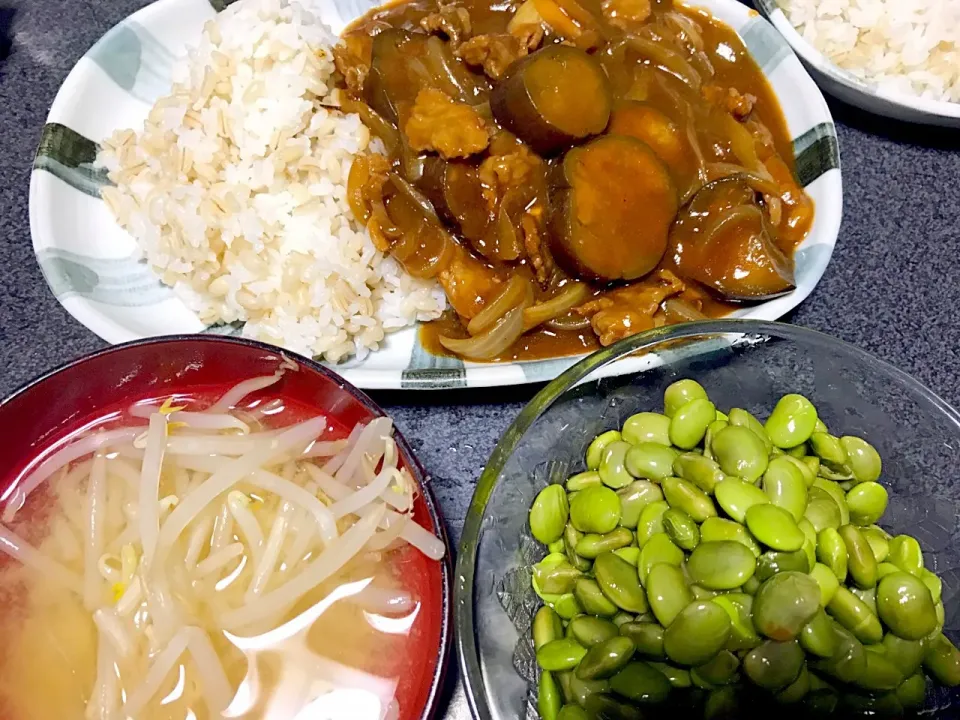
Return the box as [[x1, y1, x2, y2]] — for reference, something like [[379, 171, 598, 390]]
[[98, 0, 446, 363], [779, 0, 960, 103]]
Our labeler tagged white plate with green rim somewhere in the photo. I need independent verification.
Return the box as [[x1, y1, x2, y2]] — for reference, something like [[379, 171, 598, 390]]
[[752, 0, 960, 127], [29, 0, 842, 390]]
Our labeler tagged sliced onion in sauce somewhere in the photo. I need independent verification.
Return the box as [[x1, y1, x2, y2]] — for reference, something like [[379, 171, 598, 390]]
[[545, 312, 592, 331], [522, 282, 589, 330], [440, 305, 526, 360], [662, 297, 707, 323], [467, 276, 534, 336], [627, 36, 702, 90], [388, 173, 440, 224]]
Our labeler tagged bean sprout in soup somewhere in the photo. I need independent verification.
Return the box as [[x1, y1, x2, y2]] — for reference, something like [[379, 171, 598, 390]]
[[0, 365, 445, 720]]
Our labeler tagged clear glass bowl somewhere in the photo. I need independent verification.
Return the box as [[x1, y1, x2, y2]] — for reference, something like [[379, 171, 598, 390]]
[[454, 319, 960, 719]]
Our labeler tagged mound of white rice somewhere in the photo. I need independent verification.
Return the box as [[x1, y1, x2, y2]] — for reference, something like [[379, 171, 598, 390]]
[[780, 0, 960, 103], [98, 0, 445, 363]]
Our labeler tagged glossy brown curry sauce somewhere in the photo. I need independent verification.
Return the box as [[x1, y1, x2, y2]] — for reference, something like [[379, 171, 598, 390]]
[[341, 0, 814, 361]]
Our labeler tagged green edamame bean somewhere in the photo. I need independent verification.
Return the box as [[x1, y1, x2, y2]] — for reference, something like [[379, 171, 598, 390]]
[[636, 500, 669, 546], [703, 418, 729, 462], [862, 526, 890, 563], [531, 485, 569, 544], [548, 539, 566, 554], [711, 425, 769, 482], [876, 571, 938, 641], [620, 622, 665, 658], [856, 650, 904, 691], [776, 664, 810, 704], [637, 533, 684, 585], [728, 408, 773, 452], [690, 584, 718, 600], [888, 535, 924, 577], [574, 578, 619, 617], [762, 457, 808, 522], [534, 556, 582, 595], [780, 454, 816, 488], [800, 608, 838, 658], [576, 528, 634, 559], [809, 562, 840, 607], [564, 523, 593, 572], [539, 671, 563, 720], [569, 486, 621, 534], [609, 661, 672, 703], [538, 638, 589, 671], [883, 633, 926, 677], [687, 541, 757, 590], [582, 694, 643, 720], [851, 586, 878, 615], [896, 673, 927, 709], [616, 481, 663, 529], [846, 482, 888, 526], [663, 601, 731, 666], [669, 398, 716, 450], [826, 587, 883, 645], [613, 547, 639, 566], [555, 593, 584, 619], [812, 478, 850, 525], [809, 432, 849, 469], [673, 453, 726, 494], [811, 623, 866, 684], [743, 639, 805, 690], [646, 563, 694, 627], [576, 636, 636, 680], [660, 476, 717, 522], [600, 441, 634, 489], [611, 612, 634, 627], [662, 508, 700, 551], [753, 571, 820, 640], [700, 517, 761, 557], [839, 436, 882, 484], [587, 430, 622, 470], [765, 394, 818, 449], [568, 675, 609, 708], [567, 471, 602, 492], [839, 524, 878, 589], [625, 443, 680, 481], [648, 662, 692, 688], [746, 504, 805, 552], [803, 495, 842, 533], [695, 650, 739, 685], [924, 633, 960, 687], [664, 379, 708, 418], [877, 561, 901, 580], [595, 552, 649, 614], [557, 705, 589, 720], [535, 606, 565, 650], [921, 568, 943, 604], [712, 594, 761, 651], [714, 478, 770, 523], [799, 518, 817, 569], [755, 549, 811, 582], [569, 616, 620, 648], [816, 527, 848, 582], [622, 412, 672, 447]]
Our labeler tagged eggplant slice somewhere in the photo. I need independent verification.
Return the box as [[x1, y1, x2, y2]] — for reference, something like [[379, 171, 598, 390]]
[[668, 175, 796, 302]]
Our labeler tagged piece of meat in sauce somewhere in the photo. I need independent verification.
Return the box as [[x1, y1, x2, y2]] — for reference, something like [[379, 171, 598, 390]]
[[521, 212, 553, 285], [333, 36, 371, 95], [478, 135, 542, 210], [438, 244, 502, 318], [601, 0, 652, 30], [577, 269, 685, 345], [420, 2, 472, 45], [457, 33, 529, 80], [404, 88, 491, 159], [703, 84, 756, 121]]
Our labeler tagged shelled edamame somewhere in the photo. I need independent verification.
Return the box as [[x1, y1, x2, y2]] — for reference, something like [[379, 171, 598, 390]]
[[528, 381, 959, 719]]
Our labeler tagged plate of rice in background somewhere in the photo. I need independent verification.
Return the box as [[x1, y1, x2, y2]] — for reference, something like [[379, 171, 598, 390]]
[[29, 0, 842, 390], [753, 0, 960, 125]]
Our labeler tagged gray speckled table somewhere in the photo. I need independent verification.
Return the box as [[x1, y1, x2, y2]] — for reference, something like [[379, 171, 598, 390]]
[[2, 0, 960, 718]]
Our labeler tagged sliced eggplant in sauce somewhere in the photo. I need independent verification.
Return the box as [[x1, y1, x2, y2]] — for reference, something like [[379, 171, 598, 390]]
[[668, 175, 795, 302]]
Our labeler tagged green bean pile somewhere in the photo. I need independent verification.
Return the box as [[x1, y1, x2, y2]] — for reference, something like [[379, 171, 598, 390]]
[[527, 380, 960, 719]]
